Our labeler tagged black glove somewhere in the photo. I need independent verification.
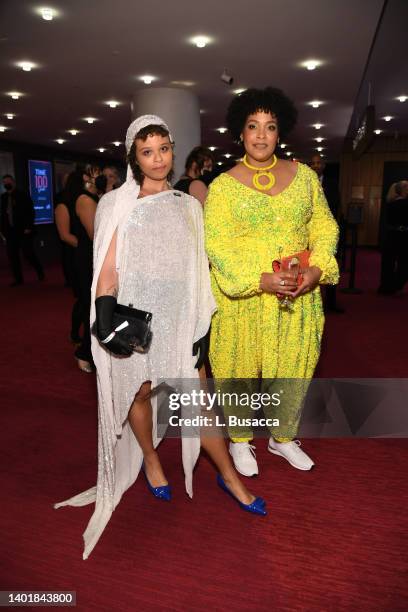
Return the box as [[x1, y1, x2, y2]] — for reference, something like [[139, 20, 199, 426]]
[[94, 296, 133, 356], [192, 329, 210, 370]]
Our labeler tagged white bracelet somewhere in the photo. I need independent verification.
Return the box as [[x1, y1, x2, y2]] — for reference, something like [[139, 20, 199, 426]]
[[101, 332, 115, 344], [114, 320, 129, 332], [101, 321, 129, 344]]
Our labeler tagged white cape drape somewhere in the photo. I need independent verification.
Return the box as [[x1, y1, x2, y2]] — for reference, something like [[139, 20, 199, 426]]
[[54, 173, 216, 559]]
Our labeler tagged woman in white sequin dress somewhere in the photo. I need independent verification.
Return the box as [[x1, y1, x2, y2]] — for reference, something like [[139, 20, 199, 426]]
[[55, 115, 266, 559]]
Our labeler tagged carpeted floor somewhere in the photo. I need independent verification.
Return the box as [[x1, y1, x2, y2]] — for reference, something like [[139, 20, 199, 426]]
[[0, 248, 407, 611]]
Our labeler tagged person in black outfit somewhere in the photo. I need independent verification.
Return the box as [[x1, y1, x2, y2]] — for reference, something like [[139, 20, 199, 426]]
[[71, 164, 101, 372], [378, 180, 408, 294], [174, 146, 215, 205], [55, 173, 72, 287], [1, 174, 44, 286], [310, 155, 344, 313], [55, 170, 84, 344]]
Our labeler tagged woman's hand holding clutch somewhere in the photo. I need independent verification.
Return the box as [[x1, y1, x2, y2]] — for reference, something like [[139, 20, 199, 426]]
[[259, 271, 298, 295], [94, 296, 134, 356]]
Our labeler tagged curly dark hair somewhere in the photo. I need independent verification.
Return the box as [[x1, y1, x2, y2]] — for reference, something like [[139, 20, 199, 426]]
[[226, 87, 298, 142], [127, 124, 174, 185]]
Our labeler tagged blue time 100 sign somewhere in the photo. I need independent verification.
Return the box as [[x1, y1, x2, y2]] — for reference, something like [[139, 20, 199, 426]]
[[28, 159, 54, 224]]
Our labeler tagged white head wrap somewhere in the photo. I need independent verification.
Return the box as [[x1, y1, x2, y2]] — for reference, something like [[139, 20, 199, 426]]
[[124, 114, 174, 182], [125, 114, 174, 154]]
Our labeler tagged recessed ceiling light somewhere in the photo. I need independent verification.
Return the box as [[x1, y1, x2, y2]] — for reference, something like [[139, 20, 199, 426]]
[[208, 146, 217, 151], [34, 7, 59, 21], [309, 100, 323, 108], [55, 139, 65, 144], [312, 123, 323, 129], [0, 126, 7, 132], [374, 129, 382, 135], [308, 100, 323, 108], [68, 129, 79, 135], [17, 61, 36, 72], [217, 127, 227, 134], [106, 100, 120, 108], [84, 117, 97, 124], [9, 91, 22, 100], [113, 141, 121, 147], [280, 143, 287, 149], [217, 161, 223, 166], [301, 59, 322, 71], [140, 75, 156, 85], [98, 148, 106, 153], [40, 7, 55, 20], [316, 146, 324, 152], [233, 88, 245, 95], [190, 35, 211, 48], [382, 116, 393, 122], [314, 137, 325, 143], [286, 151, 293, 156], [5, 113, 15, 120], [396, 96, 407, 103], [224, 153, 232, 158]]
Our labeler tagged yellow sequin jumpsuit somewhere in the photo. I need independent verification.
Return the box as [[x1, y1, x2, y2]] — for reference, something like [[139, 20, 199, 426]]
[[204, 163, 339, 442]]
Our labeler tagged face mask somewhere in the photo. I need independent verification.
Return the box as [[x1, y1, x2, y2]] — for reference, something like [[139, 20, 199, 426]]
[[4, 183, 13, 191], [95, 174, 107, 193]]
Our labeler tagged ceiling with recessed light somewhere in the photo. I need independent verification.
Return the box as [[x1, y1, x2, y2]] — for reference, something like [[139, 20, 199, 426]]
[[0, 0, 406, 164]]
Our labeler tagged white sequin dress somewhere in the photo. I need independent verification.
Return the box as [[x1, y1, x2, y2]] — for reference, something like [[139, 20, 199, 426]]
[[55, 186, 216, 559]]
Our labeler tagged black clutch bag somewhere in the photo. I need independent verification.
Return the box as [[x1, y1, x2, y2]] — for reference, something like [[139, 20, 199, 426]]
[[112, 303, 152, 352]]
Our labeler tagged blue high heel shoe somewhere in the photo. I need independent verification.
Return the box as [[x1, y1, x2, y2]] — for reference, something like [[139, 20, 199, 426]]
[[216, 474, 267, 516], [142, 463, 172, 501]]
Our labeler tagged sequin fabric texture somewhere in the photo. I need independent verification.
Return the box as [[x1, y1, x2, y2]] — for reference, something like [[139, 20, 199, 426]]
[[204, 163, 339, 437], [112, 191, 201, 425]]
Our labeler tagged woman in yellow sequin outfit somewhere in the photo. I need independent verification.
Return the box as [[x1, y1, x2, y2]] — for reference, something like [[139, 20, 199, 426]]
[[204, 87, 339, 476]]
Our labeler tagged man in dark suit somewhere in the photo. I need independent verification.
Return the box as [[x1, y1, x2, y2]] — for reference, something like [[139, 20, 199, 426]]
[[1, 174, 44, 286], [309, 155, 344, 313]]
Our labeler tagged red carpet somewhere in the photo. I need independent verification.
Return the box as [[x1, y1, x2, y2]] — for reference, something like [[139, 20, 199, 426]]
[[316, 248, 408, 377], [1, 249, 407, 611]]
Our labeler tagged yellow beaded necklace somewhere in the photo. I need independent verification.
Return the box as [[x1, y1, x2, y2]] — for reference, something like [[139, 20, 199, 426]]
[[242, 153, 278, 190]]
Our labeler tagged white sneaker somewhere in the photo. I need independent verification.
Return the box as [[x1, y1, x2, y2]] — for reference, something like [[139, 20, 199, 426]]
[[267, 438, 315, 471], [229, 442, 259, 477]]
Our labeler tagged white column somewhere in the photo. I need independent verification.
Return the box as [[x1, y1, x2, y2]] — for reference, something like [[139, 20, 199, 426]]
[[132, 87, 201, 182]]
